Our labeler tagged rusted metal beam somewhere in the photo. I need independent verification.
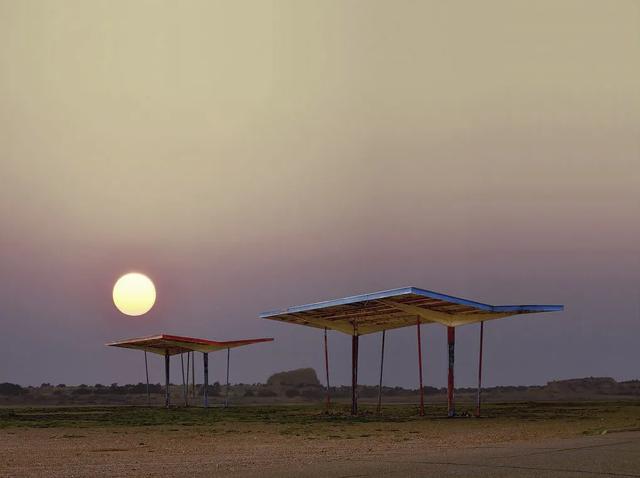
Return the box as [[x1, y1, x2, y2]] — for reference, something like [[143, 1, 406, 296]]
[[447, 326, 455, 417], [417, 317, 425, 416], [476, 321, 484, 418]]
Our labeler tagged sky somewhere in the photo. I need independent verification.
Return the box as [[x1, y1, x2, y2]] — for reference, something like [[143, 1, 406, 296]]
[[1, 0, 638, 389]]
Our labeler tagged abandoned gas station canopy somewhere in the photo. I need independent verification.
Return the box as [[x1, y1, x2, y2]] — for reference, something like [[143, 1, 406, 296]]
[[260, 286, 563, 334], [106, 334, 273, 355], [261, 286, 563, 416]]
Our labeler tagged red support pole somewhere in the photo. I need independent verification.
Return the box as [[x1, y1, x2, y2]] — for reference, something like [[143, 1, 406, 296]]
[[324, 327, 331, 412], [351, 331, 359, 415], [417, 318, 424, 416], [476, 321, 484, 418], [225, 348, 230, 408], [164, 350, 170, 408], [203, 352, 209, 408], [447, 326, 455, 417], [185, 352, 190, 407], [191, 351, 195, 398]]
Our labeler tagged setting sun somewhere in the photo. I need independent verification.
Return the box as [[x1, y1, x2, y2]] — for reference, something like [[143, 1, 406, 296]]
[[112, 273, 156, 316]]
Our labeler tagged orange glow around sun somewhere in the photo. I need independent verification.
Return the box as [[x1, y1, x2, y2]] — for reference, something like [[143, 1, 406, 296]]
[[112, 272, 156, 316]]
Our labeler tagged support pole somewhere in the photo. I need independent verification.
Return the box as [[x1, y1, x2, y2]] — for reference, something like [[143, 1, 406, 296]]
[[203, 352, 209, 408], [377, 330, 386, 415], [447, 326, 455, 417], [225, 348, 230, 408], [164, 350, 170, 408], [144, 350, 150, 407], [417, 318, 424, 416], [191, 351, 196, 398], [351, 332, 359, 415], [476, 321, 484, 418], [185, 351, 190, 404], [181, 353, 188, 407], [324, 327, 331, 412]]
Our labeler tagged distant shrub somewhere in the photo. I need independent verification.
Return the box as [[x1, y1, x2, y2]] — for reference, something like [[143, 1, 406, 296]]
[[149, 384, 163, 393], [359, 386, 377, 398], [301, 389, 323, 400], [206, 382, 221, 396], [257, 388, 277, 398], [0, 383, 26, 396], [243, 390, 255, 397], [129, 383, 147, 394], [72, 386, 92, 395]]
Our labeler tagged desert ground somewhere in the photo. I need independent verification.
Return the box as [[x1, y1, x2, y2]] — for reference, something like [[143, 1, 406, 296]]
[[2, 401, 640, 477]]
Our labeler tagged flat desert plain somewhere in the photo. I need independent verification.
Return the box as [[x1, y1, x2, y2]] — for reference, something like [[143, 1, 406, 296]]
[[2, 402, 640, 477]]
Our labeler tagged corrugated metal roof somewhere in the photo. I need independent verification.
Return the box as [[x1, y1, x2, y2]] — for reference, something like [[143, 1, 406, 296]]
[[106, 334, 273, 355], [260, 287, 563, 335]]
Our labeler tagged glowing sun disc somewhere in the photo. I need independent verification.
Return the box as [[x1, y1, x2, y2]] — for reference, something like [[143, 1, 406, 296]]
[[113, 273, 156, 316]]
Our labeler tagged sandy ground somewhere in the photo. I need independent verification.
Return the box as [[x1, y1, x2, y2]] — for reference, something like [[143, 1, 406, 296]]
[[2, 422, 639, 477], [2, 403, 640, 477]]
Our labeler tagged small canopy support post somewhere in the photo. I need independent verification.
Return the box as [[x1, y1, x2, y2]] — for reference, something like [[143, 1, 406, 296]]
[[225, 348, 230, 408], [324, 327, 330, 412], [476, 321, 484, 417], [417, 318, 424, 416], [185, 351, 190, 400], [203, 352, 209, 408], [181, 353, 188, 407], [144, 350, 150, 407], [377, 329, 386, 415], [164, 350, 170, 408], [191, 351, 196, 398], [351, 332, 359, 415], [447, 326, 455, 417]]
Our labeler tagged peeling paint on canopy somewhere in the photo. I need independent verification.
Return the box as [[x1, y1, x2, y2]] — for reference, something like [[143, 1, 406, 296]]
[[106, 334, 273, 356], [260, 287, 563, 335]]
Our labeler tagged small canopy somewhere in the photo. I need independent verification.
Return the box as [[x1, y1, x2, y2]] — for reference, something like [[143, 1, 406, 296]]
[[107, 334, 274, 356], [260, 287, 563, 335]]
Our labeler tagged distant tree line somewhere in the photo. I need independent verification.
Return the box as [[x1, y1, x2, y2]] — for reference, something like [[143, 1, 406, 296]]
[[3, 377, 640, 399], [0, 383, 26, 396]]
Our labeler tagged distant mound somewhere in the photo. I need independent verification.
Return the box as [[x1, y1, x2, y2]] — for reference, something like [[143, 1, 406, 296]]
[[267, 368, 320, 387], [546, 377, 619, 394]]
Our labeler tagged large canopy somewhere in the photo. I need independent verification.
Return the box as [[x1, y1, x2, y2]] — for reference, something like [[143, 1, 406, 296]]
[[260, 287, 563, 335], [107, 334, 273, 356]]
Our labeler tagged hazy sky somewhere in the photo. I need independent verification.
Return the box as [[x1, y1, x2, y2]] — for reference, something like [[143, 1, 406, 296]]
[[1, 1, 638, 389]]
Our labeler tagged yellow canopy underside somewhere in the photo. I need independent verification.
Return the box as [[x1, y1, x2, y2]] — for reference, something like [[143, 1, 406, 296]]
[[106, 334, 273, 356], [265, 294, 523, 335]]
